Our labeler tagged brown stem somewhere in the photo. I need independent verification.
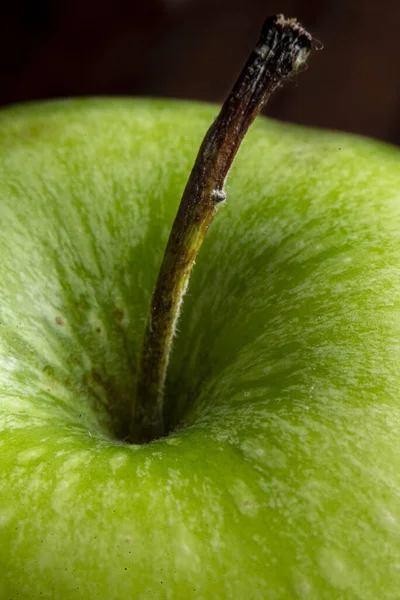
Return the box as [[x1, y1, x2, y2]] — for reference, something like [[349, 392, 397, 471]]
[[131, 14, 313, 443]]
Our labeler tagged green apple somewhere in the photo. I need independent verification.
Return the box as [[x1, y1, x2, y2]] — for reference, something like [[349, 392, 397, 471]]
[[1, 97, 400, 599]]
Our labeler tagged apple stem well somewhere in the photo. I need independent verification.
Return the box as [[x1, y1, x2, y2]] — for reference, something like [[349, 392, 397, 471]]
[[131, 15, 313, 444]]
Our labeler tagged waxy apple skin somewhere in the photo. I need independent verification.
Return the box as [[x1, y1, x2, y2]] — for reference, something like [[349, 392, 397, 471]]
[[1, 99, 400, 599]]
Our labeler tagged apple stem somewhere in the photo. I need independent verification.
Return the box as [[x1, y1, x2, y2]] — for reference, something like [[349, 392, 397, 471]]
[[131, 14, 313, 443]]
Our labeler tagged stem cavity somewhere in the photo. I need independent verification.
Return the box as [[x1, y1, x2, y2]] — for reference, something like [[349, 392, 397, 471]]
[[131, 14, 313, 443]]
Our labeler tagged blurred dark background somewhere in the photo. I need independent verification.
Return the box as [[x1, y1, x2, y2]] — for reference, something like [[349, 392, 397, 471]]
[[1, 0, 400, 144]]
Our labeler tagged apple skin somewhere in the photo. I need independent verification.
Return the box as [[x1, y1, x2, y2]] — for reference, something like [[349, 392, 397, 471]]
[[1, 98, 400, 600]]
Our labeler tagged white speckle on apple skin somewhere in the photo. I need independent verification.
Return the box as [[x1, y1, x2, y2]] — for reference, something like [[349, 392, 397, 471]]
[[165, 436, 181, 445], [291, 569, 314, 599], [318, 547, 361, 591], [0, 509, 15, 529], [231, 480, 259, 517], [378, 507, 399, 532], [51, 475, 82, 513], [17, 447, 47, 464], [59, 450, 93, 472], [109, 452, 129, 473], [241, 438, 287, 469]]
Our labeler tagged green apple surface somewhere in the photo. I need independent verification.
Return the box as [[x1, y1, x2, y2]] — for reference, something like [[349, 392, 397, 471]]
[[0, 98, 400, 599]]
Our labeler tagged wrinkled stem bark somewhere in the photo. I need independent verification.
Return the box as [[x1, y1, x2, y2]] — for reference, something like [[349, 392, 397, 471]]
[[131, 14, 313, 443]]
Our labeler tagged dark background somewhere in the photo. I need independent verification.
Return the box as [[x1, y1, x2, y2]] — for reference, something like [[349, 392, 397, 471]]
[[2, 0, 400, 144]]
